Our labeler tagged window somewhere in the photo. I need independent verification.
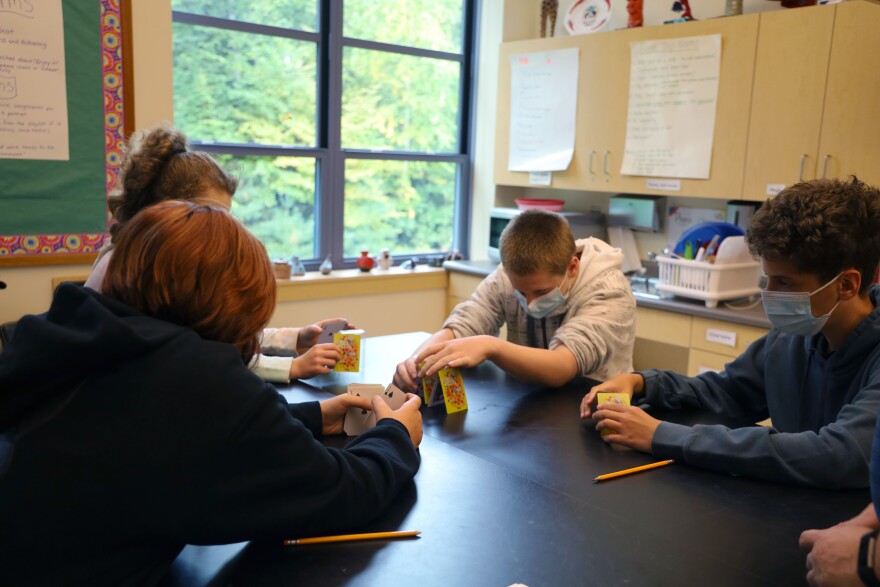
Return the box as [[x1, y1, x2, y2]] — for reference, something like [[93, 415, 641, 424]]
[[172, 0, 476, 267]]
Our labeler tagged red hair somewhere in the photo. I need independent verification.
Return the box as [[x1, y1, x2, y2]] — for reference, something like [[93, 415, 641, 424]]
[[103, 200, 275, 361]]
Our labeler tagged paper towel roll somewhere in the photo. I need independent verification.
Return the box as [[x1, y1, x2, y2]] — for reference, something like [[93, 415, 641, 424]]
[[607, 226, 643, 274]]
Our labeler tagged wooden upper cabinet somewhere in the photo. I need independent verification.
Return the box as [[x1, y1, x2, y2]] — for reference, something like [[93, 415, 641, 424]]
[[494, 35, 588, 189], [742, 6, 835, 200], [574, 31, 629, 191], [594, 16, 759, 198], [494, 15, 759, 198], [818, 0, 880, 187], [494, 2, 880, 200], [743, 2, 880, 198]]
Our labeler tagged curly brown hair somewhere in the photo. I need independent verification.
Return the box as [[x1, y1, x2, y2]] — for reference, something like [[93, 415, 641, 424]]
[[106, 126, 238, 237], [746, 178, 880, 294], [103, 200, 275, 362]]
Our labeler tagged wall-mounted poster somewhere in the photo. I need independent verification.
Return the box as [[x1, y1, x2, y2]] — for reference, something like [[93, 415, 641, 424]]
[[0, 0, 70, 161], [508, 47, 579, 172], [621, 34, 721, 180]]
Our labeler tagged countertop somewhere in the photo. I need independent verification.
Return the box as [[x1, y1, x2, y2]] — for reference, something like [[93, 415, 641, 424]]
[[444, 259, 771, 329]]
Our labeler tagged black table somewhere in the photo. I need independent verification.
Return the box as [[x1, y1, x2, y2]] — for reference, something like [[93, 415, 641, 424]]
[[167, 333, 869, 586]]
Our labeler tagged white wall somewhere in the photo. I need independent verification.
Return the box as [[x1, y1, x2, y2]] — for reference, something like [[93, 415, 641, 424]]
[[128, 0, 174, 130], [468, 0, 505, 262]]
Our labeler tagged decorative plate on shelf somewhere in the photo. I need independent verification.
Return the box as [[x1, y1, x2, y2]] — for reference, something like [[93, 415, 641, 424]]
[[564, 0, 612, 35]]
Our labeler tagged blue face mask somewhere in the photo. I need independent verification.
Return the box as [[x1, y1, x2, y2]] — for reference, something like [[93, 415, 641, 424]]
[[515, 273, 572, 319], [760, 272, 842, 337]]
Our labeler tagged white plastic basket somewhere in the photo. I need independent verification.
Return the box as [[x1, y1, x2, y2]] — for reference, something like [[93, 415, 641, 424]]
[[655, 256, 762, 308]]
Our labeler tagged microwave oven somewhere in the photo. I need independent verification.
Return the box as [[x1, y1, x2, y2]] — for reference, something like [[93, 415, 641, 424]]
[[488, 207, 607, 263]]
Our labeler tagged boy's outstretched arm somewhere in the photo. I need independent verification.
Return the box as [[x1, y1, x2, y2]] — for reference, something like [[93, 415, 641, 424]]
[[417, 336, 579, 388]]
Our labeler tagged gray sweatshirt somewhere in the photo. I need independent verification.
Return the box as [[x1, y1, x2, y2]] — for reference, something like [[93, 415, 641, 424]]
[[443, 238, 636, 381]]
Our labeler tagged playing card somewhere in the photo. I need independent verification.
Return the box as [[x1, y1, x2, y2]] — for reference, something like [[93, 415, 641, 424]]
[[343, 383, 406, 436], [343, 384, 383, 436], [595, 392, 630, 437], [437, 367, 468, 414], [316, 319, 348, 345], [418, 361, 438, 404], [333, 330, 364, 372], [427, 378, 445, 407], [596, 392, 630, 408]]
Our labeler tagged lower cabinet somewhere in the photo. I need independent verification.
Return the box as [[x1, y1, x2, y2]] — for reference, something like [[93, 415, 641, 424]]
[[687, 316, 768, 376], [446, 272, 484, 315], [633, 307, 691, 373], [635, 307, 768, 376]]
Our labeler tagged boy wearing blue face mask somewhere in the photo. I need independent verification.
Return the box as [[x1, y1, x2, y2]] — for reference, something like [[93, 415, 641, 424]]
[[392, 210, 636, 391], [581, 177, 880, 488]]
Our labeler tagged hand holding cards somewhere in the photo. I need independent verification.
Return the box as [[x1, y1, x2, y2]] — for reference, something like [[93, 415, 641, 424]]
[[343, 383, 407, 436]]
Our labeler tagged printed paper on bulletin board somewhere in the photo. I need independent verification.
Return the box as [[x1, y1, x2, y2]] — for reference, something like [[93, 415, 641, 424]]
[[0, 0, 123, 262]]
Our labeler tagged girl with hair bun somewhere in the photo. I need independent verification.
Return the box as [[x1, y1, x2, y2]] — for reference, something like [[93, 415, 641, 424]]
[[85, 126, 348, 383]]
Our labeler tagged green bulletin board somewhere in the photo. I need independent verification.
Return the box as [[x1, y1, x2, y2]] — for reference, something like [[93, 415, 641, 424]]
[[0, 0, 122, 261]]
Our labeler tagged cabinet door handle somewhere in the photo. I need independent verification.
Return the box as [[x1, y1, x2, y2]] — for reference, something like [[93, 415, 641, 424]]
[[603, 150, 610, 181], [799, 154, 807, 182], [822, 154, 830, 179], [589, 150, 597, 178]]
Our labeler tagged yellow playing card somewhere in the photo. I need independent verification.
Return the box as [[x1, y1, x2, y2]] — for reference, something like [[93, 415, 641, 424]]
[[596, 392, 630, 437], [333, 330, 363, 372], [437, 367, 468, 414], [419, 361, 438, 404]]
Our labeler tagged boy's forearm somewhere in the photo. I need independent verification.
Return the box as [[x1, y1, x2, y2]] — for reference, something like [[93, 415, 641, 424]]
[[490, 341, 579, 387]]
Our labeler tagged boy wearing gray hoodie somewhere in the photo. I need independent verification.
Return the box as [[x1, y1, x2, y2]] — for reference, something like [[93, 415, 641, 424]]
[[393, 210, 636, 391]]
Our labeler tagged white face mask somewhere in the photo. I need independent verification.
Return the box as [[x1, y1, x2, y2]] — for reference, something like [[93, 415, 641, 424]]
[[514, 273, 572, 319], [760, 272, 842, 337]]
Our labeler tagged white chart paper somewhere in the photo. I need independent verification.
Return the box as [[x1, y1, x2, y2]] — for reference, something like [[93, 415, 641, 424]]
[[0, 0, 69, 160], [508, 48, 578, 172], [621, 35, 721, 179]]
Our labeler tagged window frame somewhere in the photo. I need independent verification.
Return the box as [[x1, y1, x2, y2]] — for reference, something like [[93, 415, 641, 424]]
[[171, 0, 478, 269]]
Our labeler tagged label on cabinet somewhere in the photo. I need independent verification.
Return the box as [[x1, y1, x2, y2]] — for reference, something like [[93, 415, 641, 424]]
[[706, 328, 737, 347], [766, 183, 785, 196], [646, 178, 681, 191], [529, 171, 552, 186]]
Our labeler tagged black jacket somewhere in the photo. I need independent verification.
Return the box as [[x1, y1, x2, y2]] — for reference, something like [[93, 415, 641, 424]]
[[0, 284, 420, 585]]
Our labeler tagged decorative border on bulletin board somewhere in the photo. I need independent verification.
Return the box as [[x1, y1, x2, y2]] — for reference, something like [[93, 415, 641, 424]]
[[0, 0, 120, 259]]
